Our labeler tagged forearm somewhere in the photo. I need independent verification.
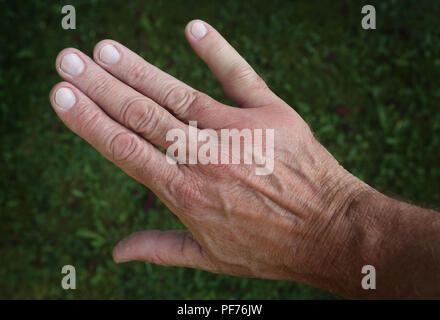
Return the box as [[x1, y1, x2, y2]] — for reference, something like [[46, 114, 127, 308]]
[[332, 186, 440, 299]]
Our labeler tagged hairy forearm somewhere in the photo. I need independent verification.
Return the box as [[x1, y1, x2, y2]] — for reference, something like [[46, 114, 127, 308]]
[[273, 143, 440, 299], [332, 186, 440, 299]]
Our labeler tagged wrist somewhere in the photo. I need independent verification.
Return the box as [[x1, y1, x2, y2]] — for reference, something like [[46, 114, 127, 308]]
[[328, 187, 440, 298], [304, 165, 376, 296]]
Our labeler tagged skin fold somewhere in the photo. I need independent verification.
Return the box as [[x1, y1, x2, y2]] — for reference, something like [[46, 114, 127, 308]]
[[49, 20, 440, 299]]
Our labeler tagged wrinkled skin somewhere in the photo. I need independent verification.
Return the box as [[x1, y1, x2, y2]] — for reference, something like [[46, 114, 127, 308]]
[[50, 20, 370, 294]]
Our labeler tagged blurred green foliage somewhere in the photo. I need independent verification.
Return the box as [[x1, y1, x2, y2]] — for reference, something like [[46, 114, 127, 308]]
[[1, 0, 439, 299]]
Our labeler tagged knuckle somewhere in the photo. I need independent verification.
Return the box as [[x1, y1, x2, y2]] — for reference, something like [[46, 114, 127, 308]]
[[150, 253, 168, 266], [190, 93, 217, 120], [148, 232, 169, 265], [121, 98, 163, 138], [229, 63, 267, 91], [127, 63, 150, 86], [86, 73, 117, 98], [231, 63, 254, 81], [108, 131, 143, 163], [76, 106, 102, 133], [164, 86, 198, 118]]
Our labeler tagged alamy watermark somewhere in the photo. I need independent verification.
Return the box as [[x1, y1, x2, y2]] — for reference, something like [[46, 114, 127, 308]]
[[361, 265, 376, 290], [166, 121, 275, 176], [361, 5, 376, 30], [61, 4, 376, 31], [61, 265, 76, 290], [61, 5, 76, 30]]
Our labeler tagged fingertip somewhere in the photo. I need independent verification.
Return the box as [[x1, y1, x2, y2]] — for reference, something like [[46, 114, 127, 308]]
[[112, 238, 130, 263], [55, 47, 74, 68], [185, 19, 202, 32], [55, 48, 82, 70], [112, 232, 142, 264], [50, 82, 78, 111], [93, 39, 114, 54], [112, 244, 125, 264], [93, 39, 122, 66], [55, 48, 88, 80], [186, 19, 209, 41]]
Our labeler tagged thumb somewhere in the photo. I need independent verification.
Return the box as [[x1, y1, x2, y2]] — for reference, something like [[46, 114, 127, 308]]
[[113, 230, 213, 270]]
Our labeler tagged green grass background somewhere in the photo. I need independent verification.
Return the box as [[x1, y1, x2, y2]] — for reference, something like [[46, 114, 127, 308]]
[[1, 0, 439, 299]]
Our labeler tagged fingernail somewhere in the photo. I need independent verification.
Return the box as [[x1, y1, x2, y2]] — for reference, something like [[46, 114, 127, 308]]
[[191, 21, 207, 40], [99, 44, 120, 65], [55, 87, 76, 110], [60, 53, 84, 76]]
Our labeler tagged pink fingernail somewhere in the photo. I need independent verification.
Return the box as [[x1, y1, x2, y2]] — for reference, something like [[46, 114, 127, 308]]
[[60, 53, 84, 76], [55, 87, 76, 110], [191, 21, 207, 40], [99, 44, 120, 65]]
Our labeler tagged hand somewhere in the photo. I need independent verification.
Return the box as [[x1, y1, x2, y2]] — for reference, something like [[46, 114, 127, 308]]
[[50, 20, 372, 295]]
